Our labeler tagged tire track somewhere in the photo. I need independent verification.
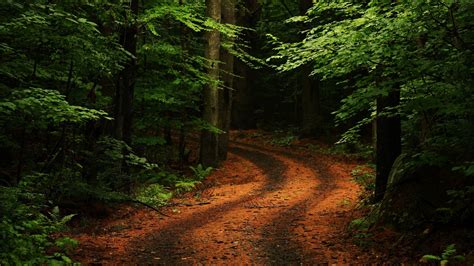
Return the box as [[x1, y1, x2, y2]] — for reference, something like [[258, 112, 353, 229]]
[[129, 145, 290, 264], [70, 137, 360, 265]]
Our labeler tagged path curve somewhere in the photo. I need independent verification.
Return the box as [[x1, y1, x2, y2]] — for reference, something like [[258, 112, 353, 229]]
[[69, 136, 368, 265]]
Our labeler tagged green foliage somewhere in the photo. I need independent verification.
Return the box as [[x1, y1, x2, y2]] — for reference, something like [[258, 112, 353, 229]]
[[269, 130, 298, 146], [306, 142, 373, 160], [453, 162, 474, 177], [0, 0, 250, 263], [348, 206, 379, 247], [421, 244, 465, 265], [190, 164, 213, 180], [0, 1, 128, 93], [135, 166, 207, 206], [135, 184, 172, 207], [175, 179, 201, 194], [0, 186, 77, 264], [0, 88, 109, 128], [270, 1, 474, 228], [271, 134, 298, 147], [443, 186, 474, 224], [133, 0, 254, 155], [273, 0, 474, 158], [349, 218, 371, 231], [351, 166, 376, 193]]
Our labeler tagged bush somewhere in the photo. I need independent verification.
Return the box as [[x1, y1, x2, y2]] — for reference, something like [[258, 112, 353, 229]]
[[0, 186, 77, 264]]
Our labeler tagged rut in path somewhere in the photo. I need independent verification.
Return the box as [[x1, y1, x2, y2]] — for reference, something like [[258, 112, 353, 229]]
[[70, 139, 365, 265]]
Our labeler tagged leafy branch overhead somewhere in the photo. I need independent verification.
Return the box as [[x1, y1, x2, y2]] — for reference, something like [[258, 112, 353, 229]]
[[0, 0, 473, 264]]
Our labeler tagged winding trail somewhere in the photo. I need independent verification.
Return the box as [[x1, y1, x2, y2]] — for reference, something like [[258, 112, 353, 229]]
[[69, 133, 384, 264]]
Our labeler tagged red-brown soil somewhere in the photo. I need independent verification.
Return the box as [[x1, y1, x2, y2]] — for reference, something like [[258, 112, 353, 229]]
[[64, 131, 425, 264]]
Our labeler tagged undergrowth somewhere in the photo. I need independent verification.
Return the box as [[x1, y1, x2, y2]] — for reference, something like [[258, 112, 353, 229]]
[[351, 165, 376, 203], [0, 186, 77, 264], [347, 163, 379, 248], [270, 134, 298, 147], [0, 135, 213, 265], [135, 164, 213, 207], [307, 142, 373, 160], [348, 204, 380, 248], [420, 244, 465, 265]]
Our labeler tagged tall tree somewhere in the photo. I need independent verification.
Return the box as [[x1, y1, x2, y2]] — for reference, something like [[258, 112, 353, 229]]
[[218, 0, 236, 160], [201, 0, 222, 167], [299, 0, 320, 136], [373, 0, 402, 202], [231, 0, 260, 129], [374, 84, 401, 201], [114, 0, 139, 145]]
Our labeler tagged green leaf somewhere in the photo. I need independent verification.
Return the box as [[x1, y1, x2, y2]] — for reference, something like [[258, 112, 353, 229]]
[[421, 255, 441, 261]]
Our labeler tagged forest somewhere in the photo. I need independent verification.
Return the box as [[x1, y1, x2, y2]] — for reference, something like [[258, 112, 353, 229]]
[[0, 0, 473, 264]]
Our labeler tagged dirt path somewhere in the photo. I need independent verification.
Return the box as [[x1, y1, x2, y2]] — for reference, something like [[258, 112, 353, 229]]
[[69, 134, 391, 264]]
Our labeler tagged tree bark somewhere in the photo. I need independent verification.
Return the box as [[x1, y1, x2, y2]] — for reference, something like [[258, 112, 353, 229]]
[[374, 88, 401, 202], [299, 0, 321, 136], [373, 0, 402, 202], [114, 0, 139, 145], [232, 59, 255, 129], [299, 0, 312, 13], [231, 0, 260, 129], [218, 0, 235, 161], [178, 0, 189, 169], [200, 0, 222, 167], [301, 65, 321, 135]]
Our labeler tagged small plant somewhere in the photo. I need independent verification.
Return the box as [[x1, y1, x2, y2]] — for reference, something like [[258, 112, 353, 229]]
[[445, 186, 474, 223], [351, 166, 375, 192], [190, 164, 213, 180], [175, 180, 201, 194], [0, 186, 78, 264], [349, 217, 371, 231], [135, 184, 172, 207], [351, 232, 374, 247], [348, 205, 380, 248], [270, 134, 298, 147], [420, 244, 465, 265]]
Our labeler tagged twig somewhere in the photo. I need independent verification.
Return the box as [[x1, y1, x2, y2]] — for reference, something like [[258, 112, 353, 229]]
[[131, 200, 171, 217], [165, 202, 211, 207]]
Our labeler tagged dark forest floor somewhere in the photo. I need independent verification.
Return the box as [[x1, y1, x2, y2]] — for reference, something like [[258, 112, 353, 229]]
[[63, 131, 474, 265]]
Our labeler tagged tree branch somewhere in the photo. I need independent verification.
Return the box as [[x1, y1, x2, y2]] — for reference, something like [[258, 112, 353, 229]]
[[131, 200, 171, 217]]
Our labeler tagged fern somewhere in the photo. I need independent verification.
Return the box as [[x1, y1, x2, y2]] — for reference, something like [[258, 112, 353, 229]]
[[190, 164, 213, 180], [420, 244, 465, 265]]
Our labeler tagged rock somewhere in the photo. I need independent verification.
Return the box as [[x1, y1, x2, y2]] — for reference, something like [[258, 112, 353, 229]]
[[380, 154, 470, 228]]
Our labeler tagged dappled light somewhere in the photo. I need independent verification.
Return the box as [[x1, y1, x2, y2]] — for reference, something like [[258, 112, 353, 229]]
[[66, 133, 365, 264], [1, 0, 473, 264]]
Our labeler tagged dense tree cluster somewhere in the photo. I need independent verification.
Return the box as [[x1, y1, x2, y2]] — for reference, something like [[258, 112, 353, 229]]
[[0, 0, 472, 263], [272, 0, 474, 223], [0, 0, 239, 262]]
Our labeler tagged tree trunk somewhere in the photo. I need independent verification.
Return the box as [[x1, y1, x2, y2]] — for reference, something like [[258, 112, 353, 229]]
[[231, 0, 260, 129], [114, 0, 138, 145], [178, 0, 190, 168], [299, 0, 312, 14], [375, 88, 401, 202], [299, 0, 321, 136], [301, 65, 320, 135], [374, 0, 402, 202], [178, 126, 187, 169], [232, 59, 255, 129], [200, 0, 222, 167], [218, 0, 235, 161]]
